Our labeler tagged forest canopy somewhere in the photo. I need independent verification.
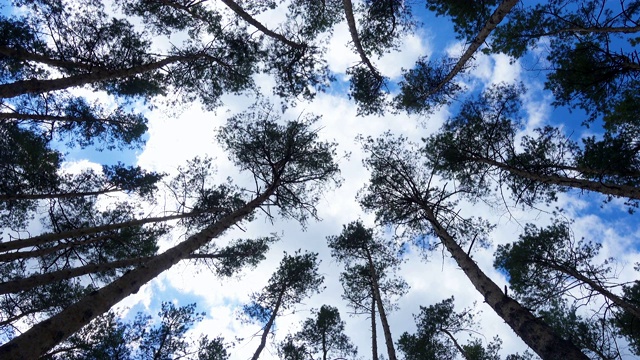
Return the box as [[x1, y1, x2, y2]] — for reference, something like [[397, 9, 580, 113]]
[[0, 0, 639, 359]]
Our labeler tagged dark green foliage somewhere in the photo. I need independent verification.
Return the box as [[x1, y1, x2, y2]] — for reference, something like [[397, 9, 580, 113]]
[[359, 133, 494, 250], [538, 299, 621, 359], [192, 237, 278, 278], [5, 95, 149, 150], [398, 297, 502, 360], [423, 82, 640, 208], [357, 0, 415, 56], [45, 302, 230, 360], [287, 0, 344, 36], [426, 0, 501, 41], [615, 281, 640, 355], [243, 251, 324, 360], [217, 100, 340, 223], [347, 65, 387, 116], [489, 0, 640, 120], [396, 56, 462, 114], [0, 280, 96, 336], [279, 305, 357, 360], [244, 251, 324, 317], [494, 221, 612, 309], [328, 221, 408, 311], [0, 122, 61, 228], [167, 156, 248, 233]]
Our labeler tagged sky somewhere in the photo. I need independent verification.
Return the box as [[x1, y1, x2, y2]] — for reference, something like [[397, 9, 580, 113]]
[[23, 1, 640, 359]]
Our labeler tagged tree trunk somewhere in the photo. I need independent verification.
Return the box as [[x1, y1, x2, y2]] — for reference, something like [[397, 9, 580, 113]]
[[0, 233, 114, 263], [426, 0, 518, 98], [251, 288, 284, 360], [371, 297, 378, 360], [366, 250, 397, 360], [219, 0, 306, 49], [0, 256, 152, 295], [0, 55, 187, 99], [0, 188, 120, 202], [341, 0, 381, 78], [321, 326, 328, 360], [441, 328, 470, 360], [0, 45, 99, 71], [0, 185, 275, 360], [0, 112, 129, 125], [421, 205, 588, 360], [473, 155, 640, 200], [542, 260, 640, 320], [0, 210, 215, 253]]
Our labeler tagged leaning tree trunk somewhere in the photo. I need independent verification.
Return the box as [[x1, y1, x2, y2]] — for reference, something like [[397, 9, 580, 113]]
[[421, 205, 588, 360], [251, 288, 284, 360], [0, 256, 152, 295], [472, 155, 640, 200], [425, 0, 518, 99], [0, 210, 215, 253], [0, 184, 276, 360], [542, 260, 640, 320], [0, 188, 121, 202], [0, 45, 98, 71], [0, 233, 115, 262], [219, 0, 305, 49], [0, 55, 189, 99], [342, 0, 381, 78], [366, 250, 397, 360]]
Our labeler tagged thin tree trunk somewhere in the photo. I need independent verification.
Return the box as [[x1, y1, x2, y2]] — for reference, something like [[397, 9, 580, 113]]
[[421, 205, 588, 360], [0, 184, 275, 360], [251, 288, 284, 360], [0, 188, 120, 202], [322, 329, 327, 360], [0, 210, 215, 253], [0, 45, 100, 71], [542, 260, 640, 320], [472, 155, 640, 200], [342, 0, 381, 79], [366, 250, 397, 360], [0, 256, 152, 295], [219, 0, 306, 49], [0, 55, 187, 99], [0, 112, 130, 125], [0, 233, 114, 263], [371, 297, 378, 360], [440, 328, 470, 360], [0, 250, 234, 297], [426, 0, 518, 99]]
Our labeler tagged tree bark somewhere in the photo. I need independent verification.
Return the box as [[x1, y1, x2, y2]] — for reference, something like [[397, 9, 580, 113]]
[[0, 210, 215, 253], [421, 205, 588, 360], [0, 112, 130, 125], [0, 256, 152, 295], [541, 260, 640, 320], [426, 0, 518, 99], [251, 288, 284, 360], [0, 55, 187, 99], [371, 297, 378, 360], [0, 233, 114, 263], [440, 328, 470, 360], [0, 45, 100, 72], [219, 0, 306, 49], [0, 188, 120, 202], [341, 0, 381, 79], [365, 249, 397, 360], [0, 184, 276, 360], [471, 155, 640, 200]]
